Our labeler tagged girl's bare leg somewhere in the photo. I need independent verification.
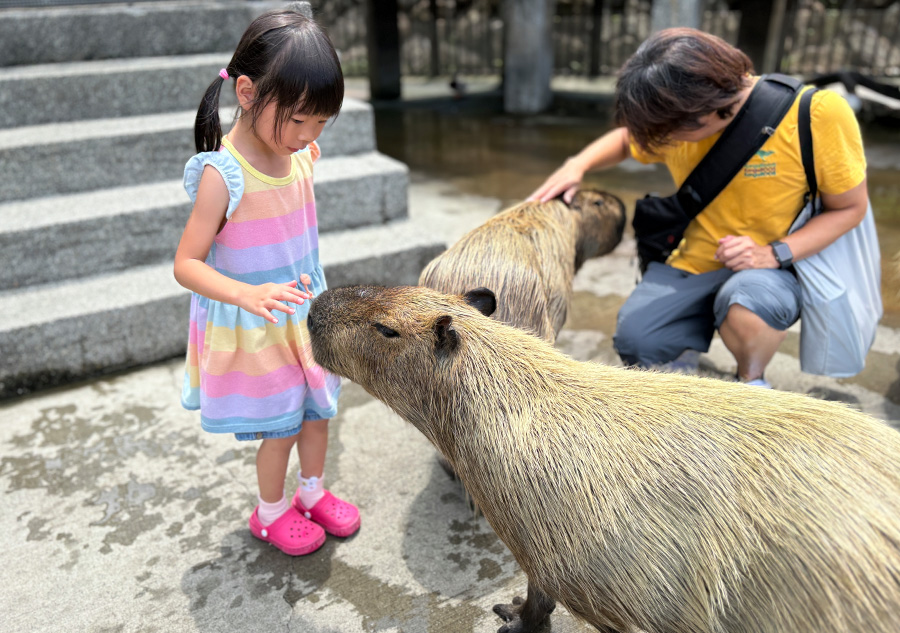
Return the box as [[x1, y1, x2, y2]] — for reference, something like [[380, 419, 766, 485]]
[[256, 433, 300, 502], [297, 418, 329, 478]]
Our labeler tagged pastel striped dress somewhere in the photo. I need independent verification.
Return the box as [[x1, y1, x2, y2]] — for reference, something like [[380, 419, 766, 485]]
[[180, 138, 341, 436]]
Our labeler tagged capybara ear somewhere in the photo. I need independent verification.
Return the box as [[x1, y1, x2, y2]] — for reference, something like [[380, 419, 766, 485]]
[[434, 315, 459, 356], [463, 288, 496, 317]]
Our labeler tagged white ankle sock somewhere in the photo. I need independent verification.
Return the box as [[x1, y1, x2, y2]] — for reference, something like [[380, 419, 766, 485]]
[[257, 493, 289, 526], [297, 473, 325, 509]]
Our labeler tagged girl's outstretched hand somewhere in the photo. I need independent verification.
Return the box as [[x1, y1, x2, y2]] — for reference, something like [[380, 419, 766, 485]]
[[240, 280, 312, 324], [527, 158, 586, 204]]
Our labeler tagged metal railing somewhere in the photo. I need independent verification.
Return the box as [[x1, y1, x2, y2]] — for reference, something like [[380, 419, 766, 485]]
[[780, 0, 900, 77], [0, 0, 176, 6], [327, 0, 503, 77], [6, 0, 898, 78]]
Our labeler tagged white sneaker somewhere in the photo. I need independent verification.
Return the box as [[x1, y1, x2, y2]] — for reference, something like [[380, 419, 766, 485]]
[[745, 378, 772, 389]]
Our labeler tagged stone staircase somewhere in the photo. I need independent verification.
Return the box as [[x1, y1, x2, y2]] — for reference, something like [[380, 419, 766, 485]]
[[0, 0, 445, 398]]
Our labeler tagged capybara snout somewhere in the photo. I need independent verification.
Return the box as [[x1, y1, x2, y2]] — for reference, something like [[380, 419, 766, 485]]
[[307, 285, 375, 337], [568, 189, 626, 265], [308, 285, 395, 380]]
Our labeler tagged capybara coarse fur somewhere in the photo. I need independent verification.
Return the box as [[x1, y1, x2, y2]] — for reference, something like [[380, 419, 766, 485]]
[[419, 189, 625, 344], [308, 284, 900, 633]]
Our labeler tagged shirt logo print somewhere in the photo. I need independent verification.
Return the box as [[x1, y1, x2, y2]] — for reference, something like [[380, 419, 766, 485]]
[[744, 149, 776, 179]]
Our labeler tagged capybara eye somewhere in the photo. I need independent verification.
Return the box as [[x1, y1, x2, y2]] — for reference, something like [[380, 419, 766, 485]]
[[373, 323, 400, 338], [594, 200, 604, 206]]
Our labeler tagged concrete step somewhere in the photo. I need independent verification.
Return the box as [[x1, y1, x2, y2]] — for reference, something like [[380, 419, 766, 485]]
[[0, 152, 409, 291], [0, 99, 377, 203], [0, 1, 283, 66], [0, 219, 446, 398], [0, 54, 234, 128]]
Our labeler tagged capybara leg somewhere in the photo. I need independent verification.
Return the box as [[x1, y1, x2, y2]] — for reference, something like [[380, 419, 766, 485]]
[[492, 581, 556, 633]]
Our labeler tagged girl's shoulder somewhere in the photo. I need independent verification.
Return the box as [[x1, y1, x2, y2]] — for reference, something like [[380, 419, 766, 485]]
[[183, 148, 244, 219]]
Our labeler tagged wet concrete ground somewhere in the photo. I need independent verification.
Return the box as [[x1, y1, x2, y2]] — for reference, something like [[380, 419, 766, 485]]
[[3, 78, 899, 632]]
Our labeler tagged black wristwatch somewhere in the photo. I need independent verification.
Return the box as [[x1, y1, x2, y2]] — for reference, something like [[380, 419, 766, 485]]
[[769, 240, 793, 268]]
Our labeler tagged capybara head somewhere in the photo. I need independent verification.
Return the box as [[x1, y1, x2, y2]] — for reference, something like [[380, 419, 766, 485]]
[[309, 285, 503, 445], [309, 285, 496, 392], [566, 188, 626, 269]]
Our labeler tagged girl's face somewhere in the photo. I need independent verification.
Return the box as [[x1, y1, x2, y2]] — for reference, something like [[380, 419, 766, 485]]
[[256, 101, 330, 155]]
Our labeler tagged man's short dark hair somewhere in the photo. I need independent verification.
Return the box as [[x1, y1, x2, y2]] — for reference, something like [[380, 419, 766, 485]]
[[615, 28, 754, 152]]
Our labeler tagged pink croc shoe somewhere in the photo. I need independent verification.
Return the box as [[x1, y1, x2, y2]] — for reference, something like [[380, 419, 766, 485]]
[[292, 489, 361, 537], [248, 506, 325, 556]]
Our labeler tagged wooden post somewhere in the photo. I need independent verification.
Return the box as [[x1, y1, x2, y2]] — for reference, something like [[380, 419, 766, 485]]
[[589, 0, 604, 77], [735, 0, 778, 73], [502, 0, 557, 114], [650, 0, 702, 32], [762, 0, 790, 73], [429, 0, 440, 78], [289, 2, 313, 19], [365, 0, 402, 100]]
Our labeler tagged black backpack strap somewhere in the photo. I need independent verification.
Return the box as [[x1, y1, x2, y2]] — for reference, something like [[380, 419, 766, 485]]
[[798, 87, 818, 200], [676, 73, 804, 217]]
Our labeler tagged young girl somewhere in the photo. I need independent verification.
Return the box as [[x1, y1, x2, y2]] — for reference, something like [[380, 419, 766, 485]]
[[174, 8, 359, 556]]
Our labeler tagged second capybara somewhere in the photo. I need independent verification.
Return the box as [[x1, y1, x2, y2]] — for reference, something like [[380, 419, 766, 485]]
[[308, 284, 900, 633], [419, 188, 625, 481], [419, 189, 625, 344]]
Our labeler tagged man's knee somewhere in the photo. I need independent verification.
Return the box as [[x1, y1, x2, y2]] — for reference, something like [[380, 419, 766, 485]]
[[714, 269, 800, 331], [614, 319, 673, 367]]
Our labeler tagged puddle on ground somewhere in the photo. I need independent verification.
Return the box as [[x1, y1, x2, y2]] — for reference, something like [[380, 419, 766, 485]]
[[373, 92, 900, 326]]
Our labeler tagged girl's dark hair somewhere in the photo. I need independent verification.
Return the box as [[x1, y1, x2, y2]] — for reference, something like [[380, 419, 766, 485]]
[[614, 28, 753, 152], [194, 8, 344, 153]]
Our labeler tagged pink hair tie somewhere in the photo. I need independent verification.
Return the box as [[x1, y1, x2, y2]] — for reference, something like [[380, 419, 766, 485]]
[[218, 68, 229, 80]]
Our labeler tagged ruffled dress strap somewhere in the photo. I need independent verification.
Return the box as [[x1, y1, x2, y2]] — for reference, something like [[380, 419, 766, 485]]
[[183, 147, 244, 219]]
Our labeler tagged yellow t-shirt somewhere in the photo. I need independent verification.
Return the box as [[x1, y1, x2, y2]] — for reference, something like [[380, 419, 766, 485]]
[[629, 86, 867, 274]]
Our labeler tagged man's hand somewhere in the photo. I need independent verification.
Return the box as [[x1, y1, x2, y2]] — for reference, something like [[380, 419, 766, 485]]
[[715, 235, 779, 271], [527, 157, 586, 204]]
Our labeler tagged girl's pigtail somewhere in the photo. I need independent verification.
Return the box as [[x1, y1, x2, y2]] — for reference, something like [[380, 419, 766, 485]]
[[194, 71, 228, 153]]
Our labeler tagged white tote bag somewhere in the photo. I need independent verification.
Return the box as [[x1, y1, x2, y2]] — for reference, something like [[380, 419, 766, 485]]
[[789, 198, 882, 377], [789, 88, 882, 378]]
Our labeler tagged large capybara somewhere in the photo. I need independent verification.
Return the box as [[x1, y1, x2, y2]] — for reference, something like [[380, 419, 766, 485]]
[[419, 189, 625, 344], [308, 284, 900, 633]]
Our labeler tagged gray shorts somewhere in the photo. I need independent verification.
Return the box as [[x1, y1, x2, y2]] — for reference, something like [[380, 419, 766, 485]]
[[613, 262, 801, 367]]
